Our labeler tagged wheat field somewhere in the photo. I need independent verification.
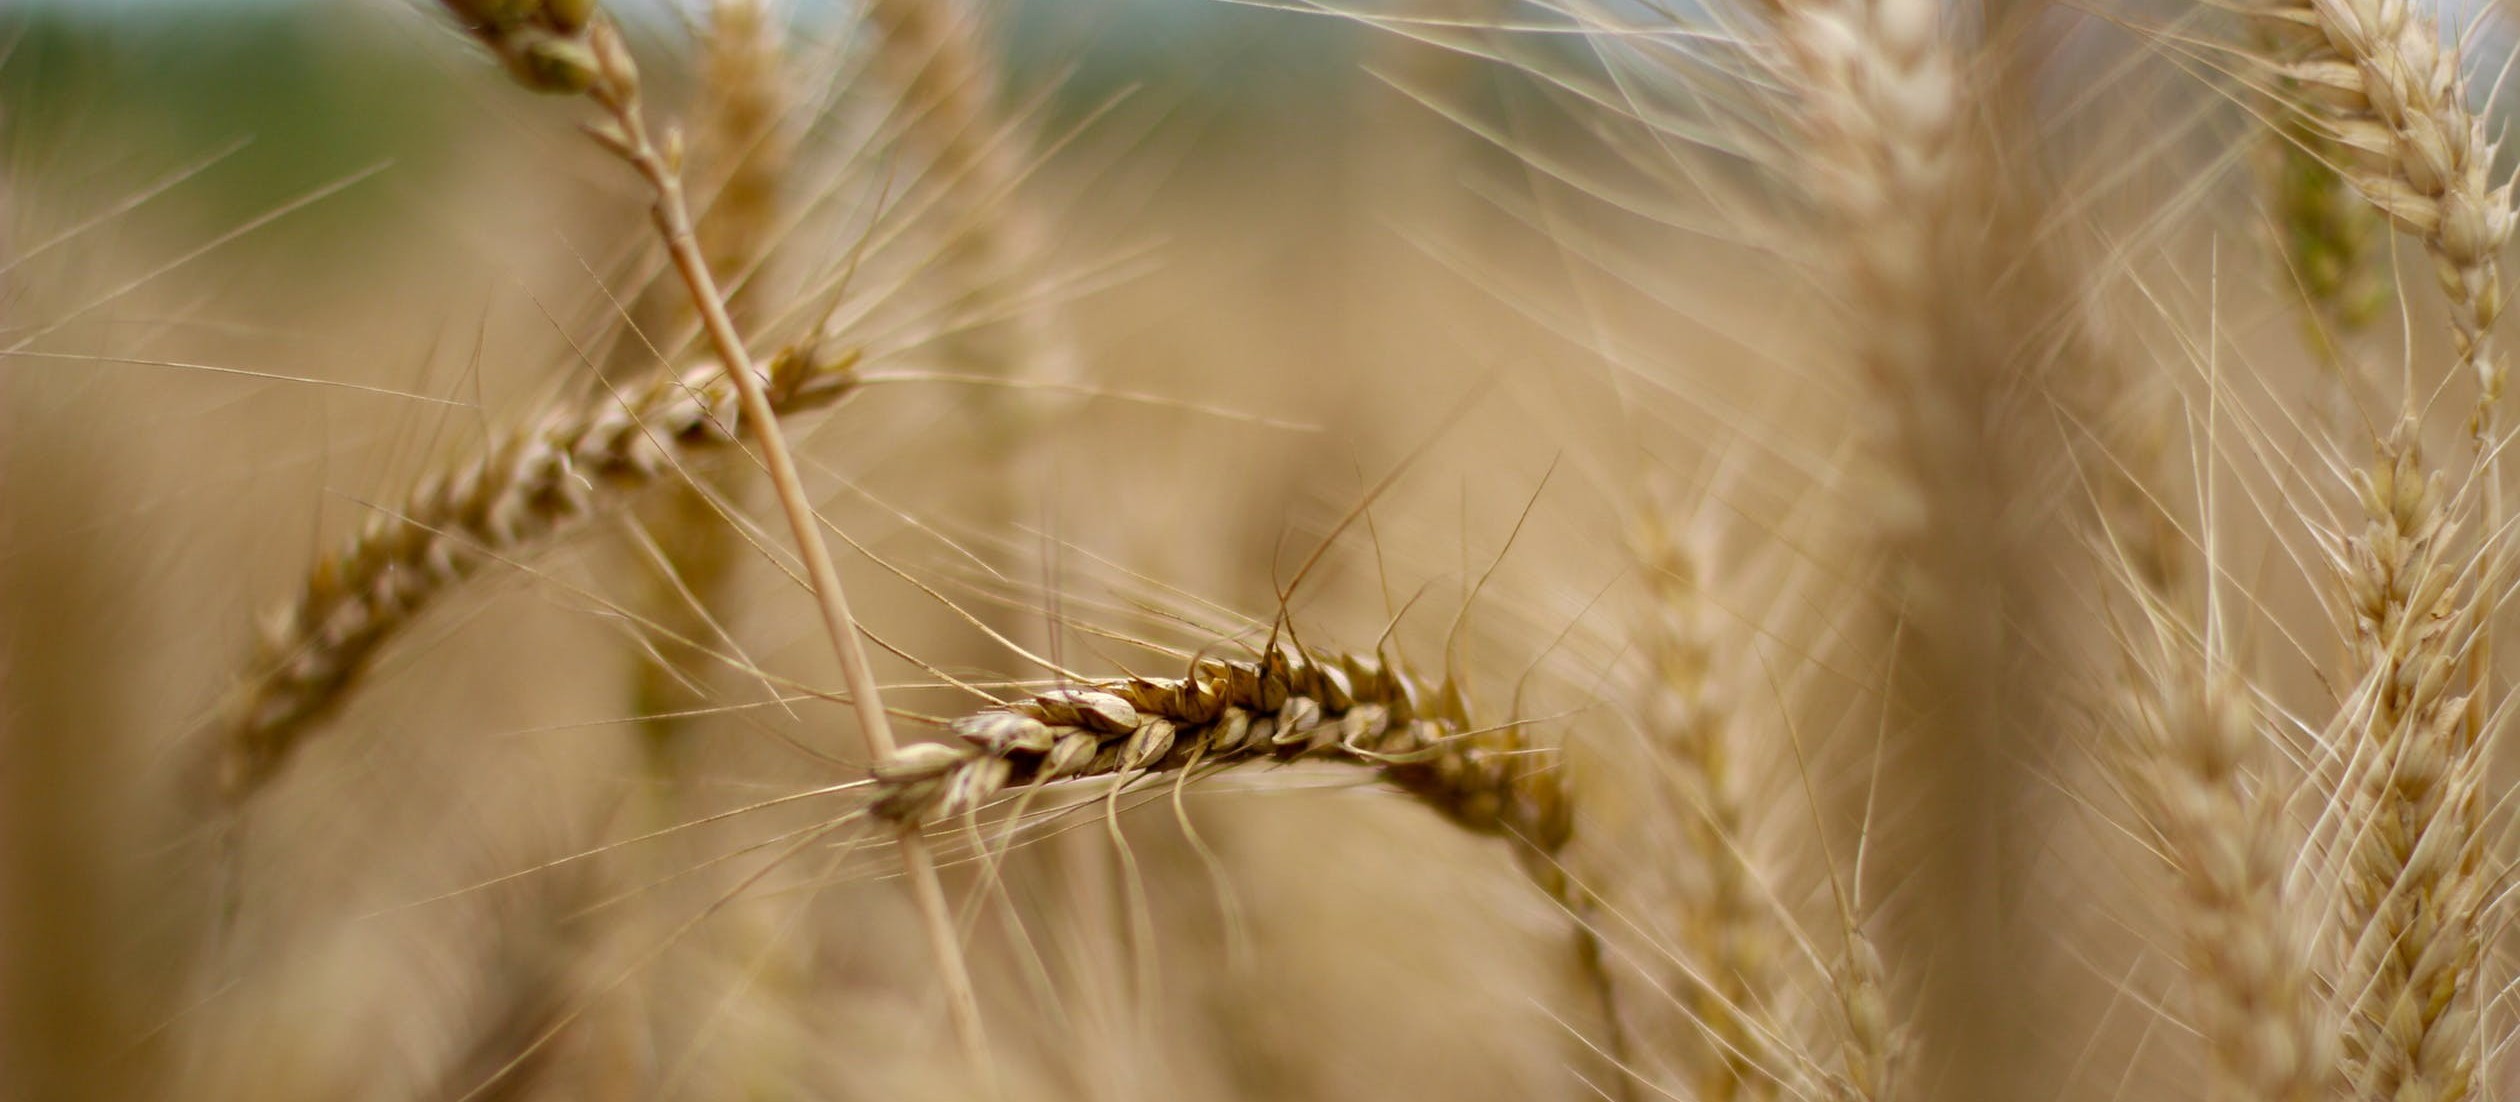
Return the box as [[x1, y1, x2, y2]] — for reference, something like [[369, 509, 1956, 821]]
[[0, 0, 2515, 1099]]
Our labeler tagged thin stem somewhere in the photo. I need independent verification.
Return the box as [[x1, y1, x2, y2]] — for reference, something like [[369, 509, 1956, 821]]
[[584, 27, 995, 1090]]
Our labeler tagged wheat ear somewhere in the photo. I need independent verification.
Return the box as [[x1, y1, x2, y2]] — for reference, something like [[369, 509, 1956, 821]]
[[690, 0, 789, 330], [1763, 0, 2031, 1095], [222, 347, 859, 801], [2074, 224, 2335, 1097], [883, 645, 1565, 857], [617, 7, 800, 1087], [2318, 430, 2490, 1102], [2119, 647, 2330, 1101], [2089, 339, 2338, 1100], [2222, 9, 2510, 1091], [2245, 0, 2513, 436], [430, 3, 996, 1085], [887, 643, 1639, 1083], [1629, 512, 1787, 1100]]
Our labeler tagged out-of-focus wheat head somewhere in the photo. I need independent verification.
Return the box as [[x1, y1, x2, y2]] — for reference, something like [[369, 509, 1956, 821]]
[[7, 0, 2520, 1098]]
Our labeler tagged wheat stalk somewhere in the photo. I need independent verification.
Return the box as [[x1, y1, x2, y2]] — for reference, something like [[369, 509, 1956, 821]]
[[425, 4, 998, 1085]]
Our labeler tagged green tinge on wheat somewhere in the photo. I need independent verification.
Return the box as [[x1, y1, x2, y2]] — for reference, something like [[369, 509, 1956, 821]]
[[2246, 0, 2514, 430], [2233, 0, 2510, 1094]]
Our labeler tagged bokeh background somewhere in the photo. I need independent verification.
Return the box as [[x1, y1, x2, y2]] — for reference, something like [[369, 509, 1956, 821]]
[[9, 1, 2520, 1100], [0, 3, 1702, 1099]]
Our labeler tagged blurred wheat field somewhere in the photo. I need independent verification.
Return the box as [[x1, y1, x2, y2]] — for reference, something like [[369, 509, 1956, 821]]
[[2, 0, 2518, 1099]]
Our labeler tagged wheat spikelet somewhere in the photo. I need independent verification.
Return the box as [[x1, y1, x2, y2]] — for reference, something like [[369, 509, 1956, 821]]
[[1815, 925, 1894, 1102], [221, 345, 860, 804], [435, 0, 607, 94]]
